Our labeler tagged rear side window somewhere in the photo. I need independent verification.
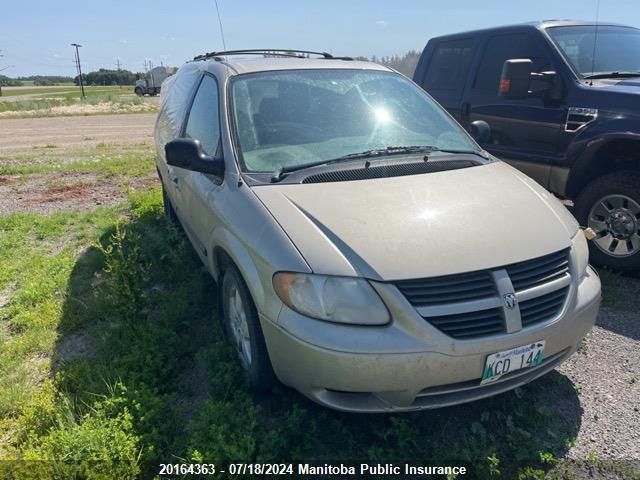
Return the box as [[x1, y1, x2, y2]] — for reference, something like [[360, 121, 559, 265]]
[[423, 39, 474, 91], [185, 75, 221, 156], [473, 33, 550, 93]]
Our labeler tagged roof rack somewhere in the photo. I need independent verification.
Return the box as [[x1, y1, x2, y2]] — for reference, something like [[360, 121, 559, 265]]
[[192, 49, 353, 62]]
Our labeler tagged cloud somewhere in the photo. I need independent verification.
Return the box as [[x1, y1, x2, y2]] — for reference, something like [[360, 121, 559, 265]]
[[375, 20, 388, 28], [119, 39, 128, 44], [52, 53, 61, 59]]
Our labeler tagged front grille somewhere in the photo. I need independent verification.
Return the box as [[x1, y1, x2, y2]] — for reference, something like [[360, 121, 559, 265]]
[[394, 249, 571, 340], [427, 308, 504, 339], [520, 287, 569, 327], [395, 270, 496, 307], [506, 249, 570, 291]]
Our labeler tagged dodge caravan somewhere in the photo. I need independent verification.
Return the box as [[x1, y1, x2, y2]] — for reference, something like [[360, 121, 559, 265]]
[[154, 49, 600, 412]]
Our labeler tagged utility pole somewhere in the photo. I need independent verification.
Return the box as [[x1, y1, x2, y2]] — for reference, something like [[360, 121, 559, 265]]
[[71, 43, 85, 98], [115, 58, 121, 88]]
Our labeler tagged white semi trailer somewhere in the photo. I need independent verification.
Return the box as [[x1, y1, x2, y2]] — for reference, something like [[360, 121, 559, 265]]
[[134, 66, 175, 96]]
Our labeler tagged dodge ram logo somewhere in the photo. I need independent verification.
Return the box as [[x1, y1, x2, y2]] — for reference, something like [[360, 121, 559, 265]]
[[503, 293, 517, 309]]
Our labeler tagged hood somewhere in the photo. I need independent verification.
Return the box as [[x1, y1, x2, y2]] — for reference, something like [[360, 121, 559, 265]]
[[252, 162, 578, 281], [588, 77, 640, 98]]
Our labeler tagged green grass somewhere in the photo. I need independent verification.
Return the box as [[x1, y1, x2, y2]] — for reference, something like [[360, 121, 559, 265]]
[[0, 90, 155, 117], [0, 144, 637, 478], [0, 86, 132, 98], [3, 189, 636, 479], [0, 143, 154, 176]]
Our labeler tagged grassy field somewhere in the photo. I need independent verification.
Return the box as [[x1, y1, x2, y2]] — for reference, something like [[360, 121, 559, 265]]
[[0, 95, 157, 118], [0, 85, 154, 118], [0, 86, 133, 98], [0, 143, 637, 479]]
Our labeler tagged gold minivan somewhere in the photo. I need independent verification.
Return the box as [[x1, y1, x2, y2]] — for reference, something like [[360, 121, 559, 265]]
[[154, 49, 600, 412]]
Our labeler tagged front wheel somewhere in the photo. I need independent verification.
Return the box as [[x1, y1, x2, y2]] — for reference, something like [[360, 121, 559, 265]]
[[221, 266, 275, 392], [574, 171, 640, 273], [134, 87, 144, 96]]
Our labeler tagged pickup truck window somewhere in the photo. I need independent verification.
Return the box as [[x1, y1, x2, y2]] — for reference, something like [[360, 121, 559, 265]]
[[423, 39, 473, 91], [474, 33, 550, 93], [185, 75, 221, 156], [547, 25, 640, 78]]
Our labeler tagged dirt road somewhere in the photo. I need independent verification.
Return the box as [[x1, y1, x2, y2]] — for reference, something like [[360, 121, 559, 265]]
[[0, 113, 157, 153]]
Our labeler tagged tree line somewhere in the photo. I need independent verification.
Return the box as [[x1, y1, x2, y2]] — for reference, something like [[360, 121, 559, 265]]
[[74, 69, 144, 86], [354, 50, 422, 78], [4, 51, 422, 88]]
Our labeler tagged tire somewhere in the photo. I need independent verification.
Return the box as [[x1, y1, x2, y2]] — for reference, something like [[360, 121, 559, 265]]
[[162, 184, 179, 225], [134, 87, 144, 97], [574, 171, 640, 273], [221, 266, 275, 392]]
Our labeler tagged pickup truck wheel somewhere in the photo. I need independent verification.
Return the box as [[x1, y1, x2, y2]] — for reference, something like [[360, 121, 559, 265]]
[[134, 87, 144, 97], [575, 171, 640, 273], [221, 266, 275, 392]]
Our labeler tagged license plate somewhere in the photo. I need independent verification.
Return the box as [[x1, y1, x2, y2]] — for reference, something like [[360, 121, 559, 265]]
[[481, 341, 545, 385]]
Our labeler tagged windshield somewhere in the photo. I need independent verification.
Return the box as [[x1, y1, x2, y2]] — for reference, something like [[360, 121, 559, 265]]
[[547, 25, 640, 77], [230, 69, 479, 173]]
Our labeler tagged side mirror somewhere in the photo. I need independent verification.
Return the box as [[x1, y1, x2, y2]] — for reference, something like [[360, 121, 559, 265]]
[[470, 120, 491, 144], [499, 59, 533, 99], [165, 138, 225, 178]]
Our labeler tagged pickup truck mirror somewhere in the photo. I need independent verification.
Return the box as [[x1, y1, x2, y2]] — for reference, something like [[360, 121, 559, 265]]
[[499, 59, 533, 99], [165, 138, 225, 178], [499, 59, 562, 100], [470, 120, 491, 144]]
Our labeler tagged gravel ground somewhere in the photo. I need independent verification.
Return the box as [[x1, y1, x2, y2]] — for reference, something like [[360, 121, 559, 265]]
[[559, 304, 640, 461], [0, 113, 156, 153]]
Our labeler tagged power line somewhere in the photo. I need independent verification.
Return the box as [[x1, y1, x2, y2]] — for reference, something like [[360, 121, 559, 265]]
[[71, 43, 85, 98]]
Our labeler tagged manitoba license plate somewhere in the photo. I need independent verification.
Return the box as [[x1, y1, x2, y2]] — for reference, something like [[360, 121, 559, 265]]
[[481, 341, 545, 385]]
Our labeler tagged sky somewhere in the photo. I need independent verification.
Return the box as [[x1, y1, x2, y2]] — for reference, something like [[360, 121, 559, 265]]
[[1, 0, 639, 77]]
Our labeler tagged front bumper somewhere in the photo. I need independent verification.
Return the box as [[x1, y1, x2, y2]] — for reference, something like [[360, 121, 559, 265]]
[[260, 267, 601, 412]]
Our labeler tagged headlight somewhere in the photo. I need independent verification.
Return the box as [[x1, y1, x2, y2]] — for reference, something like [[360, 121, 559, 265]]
[[272, 272, 390, 325], [572, 229, 590, 281]]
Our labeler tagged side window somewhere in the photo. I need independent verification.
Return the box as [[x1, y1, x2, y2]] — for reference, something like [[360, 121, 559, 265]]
[[423, 39, 474, 92], [185, 75, 221, 156], [474, 33, 550, 94]]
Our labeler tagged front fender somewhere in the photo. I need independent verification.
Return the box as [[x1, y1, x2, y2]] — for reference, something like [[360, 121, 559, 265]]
[[208, 223, 310, 321], [565, 117, 640, 197]]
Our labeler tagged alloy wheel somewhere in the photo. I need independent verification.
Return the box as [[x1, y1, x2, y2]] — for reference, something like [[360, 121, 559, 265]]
[[588, 194, 640, 257]]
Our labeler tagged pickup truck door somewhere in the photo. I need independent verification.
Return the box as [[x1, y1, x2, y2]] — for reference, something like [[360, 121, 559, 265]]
[[458, 32, 566, 188], [417, 38, 475, 123]]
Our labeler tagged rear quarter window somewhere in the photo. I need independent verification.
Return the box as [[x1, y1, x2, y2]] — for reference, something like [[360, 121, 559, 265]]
[[423, 39, 474, 91]]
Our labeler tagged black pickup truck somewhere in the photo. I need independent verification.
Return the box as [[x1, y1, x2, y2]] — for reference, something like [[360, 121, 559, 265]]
[[414, 20, 640, 272]]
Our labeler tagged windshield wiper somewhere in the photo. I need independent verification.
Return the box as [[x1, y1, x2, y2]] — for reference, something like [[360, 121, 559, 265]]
[[270, 145, 487, 182], [271, 158, 342, 182], [334, 145, 488, 161], [583, 71, 640, 80]]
